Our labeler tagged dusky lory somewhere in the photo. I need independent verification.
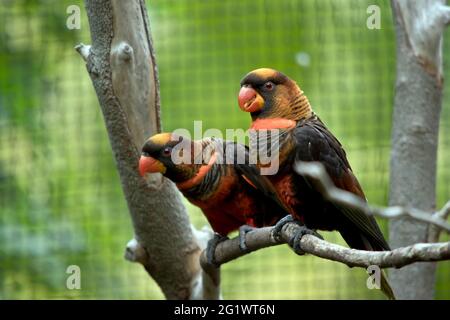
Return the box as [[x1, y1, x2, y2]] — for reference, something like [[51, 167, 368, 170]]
[[139, 132, 288, 265], [237, 68, 395, 299]]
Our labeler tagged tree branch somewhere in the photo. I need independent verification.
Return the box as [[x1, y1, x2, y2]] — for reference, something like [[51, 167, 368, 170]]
[[191, 226, 222, 300], [436, 4, 450, 27], [200, 162, 450, 279], [200, 223, 450, 269], [295, 162, 450, 233], [392, 0, 450, 83], [78, 0, 219, 299], [74, 43, 91, 62], [390, 0, 447, 299], [428, 201, 450, 243]]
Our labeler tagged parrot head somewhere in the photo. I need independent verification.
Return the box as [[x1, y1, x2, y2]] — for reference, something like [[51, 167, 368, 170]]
[[238, 68, 312, 123], [139, 133, 216, 185], [139, 133, 191, 182]]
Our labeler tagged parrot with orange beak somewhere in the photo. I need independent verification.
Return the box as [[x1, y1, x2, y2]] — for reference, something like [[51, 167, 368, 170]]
[[139, 132, 288, 266], [237, 68, 395, 299]]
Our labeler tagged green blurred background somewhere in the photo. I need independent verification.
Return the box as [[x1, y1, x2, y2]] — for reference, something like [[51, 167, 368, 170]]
[[0, 0, 449, 299]]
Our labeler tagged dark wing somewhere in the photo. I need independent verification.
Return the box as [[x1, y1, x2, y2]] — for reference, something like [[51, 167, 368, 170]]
[[293, 117, 390, 251], [224, 141, 290, 222], [235, 162, 291, 215]]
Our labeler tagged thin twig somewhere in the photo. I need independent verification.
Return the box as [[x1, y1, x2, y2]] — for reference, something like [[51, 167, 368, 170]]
[[75, 43, 91, 62], [295, 162, 450, 233], [428, 201, 450, 242]]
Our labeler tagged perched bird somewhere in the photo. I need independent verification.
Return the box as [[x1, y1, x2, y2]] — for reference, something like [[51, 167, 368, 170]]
[[237, 68, 395, 299], [139, 132, 288, 265]]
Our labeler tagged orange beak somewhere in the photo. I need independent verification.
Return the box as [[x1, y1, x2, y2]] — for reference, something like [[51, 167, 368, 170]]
[[139, 156, 166, 176], [238, 86, 264, 113]]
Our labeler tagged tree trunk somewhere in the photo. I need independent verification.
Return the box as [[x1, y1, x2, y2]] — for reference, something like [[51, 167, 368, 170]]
[[389, 0, 449, 299], [78, 0, 219, 299]]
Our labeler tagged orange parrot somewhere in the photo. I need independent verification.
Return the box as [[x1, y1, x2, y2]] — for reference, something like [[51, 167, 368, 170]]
[[237, 68, 395, 299], [139, 132, 288, 265]]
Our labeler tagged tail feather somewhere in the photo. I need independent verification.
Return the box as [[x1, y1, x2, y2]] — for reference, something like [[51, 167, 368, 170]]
[[340, 230, 396, 300], [366, 238, 396, 300], [381, 271, 396, 300]]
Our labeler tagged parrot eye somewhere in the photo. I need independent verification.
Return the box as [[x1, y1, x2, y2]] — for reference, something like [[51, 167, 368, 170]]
[[162, 147, 172, 157], [264, 81, 274, 91]]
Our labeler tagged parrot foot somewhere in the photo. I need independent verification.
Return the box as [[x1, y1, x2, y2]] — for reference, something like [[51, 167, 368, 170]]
[[238, 224, 256, 253], [289, 226, 323, 256], [206, 233, 229, 268], [272, 214, 298, 242], [271, 214, 323, 255]]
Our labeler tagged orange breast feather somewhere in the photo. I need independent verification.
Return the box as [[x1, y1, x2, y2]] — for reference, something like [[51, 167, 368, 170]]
[[190, 173, 255, 235]]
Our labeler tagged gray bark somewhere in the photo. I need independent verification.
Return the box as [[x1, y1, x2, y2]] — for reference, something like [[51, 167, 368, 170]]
[[202, 223, 450, 269], [78, 0, 217, 299], [389, 0, 449, 299]]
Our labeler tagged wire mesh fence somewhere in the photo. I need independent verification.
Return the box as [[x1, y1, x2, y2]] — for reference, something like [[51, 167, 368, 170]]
[[0, 0, 449, 299]]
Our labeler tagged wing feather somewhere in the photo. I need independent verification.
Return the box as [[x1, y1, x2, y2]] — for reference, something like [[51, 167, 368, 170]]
[[293, 117, 390, 250]]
